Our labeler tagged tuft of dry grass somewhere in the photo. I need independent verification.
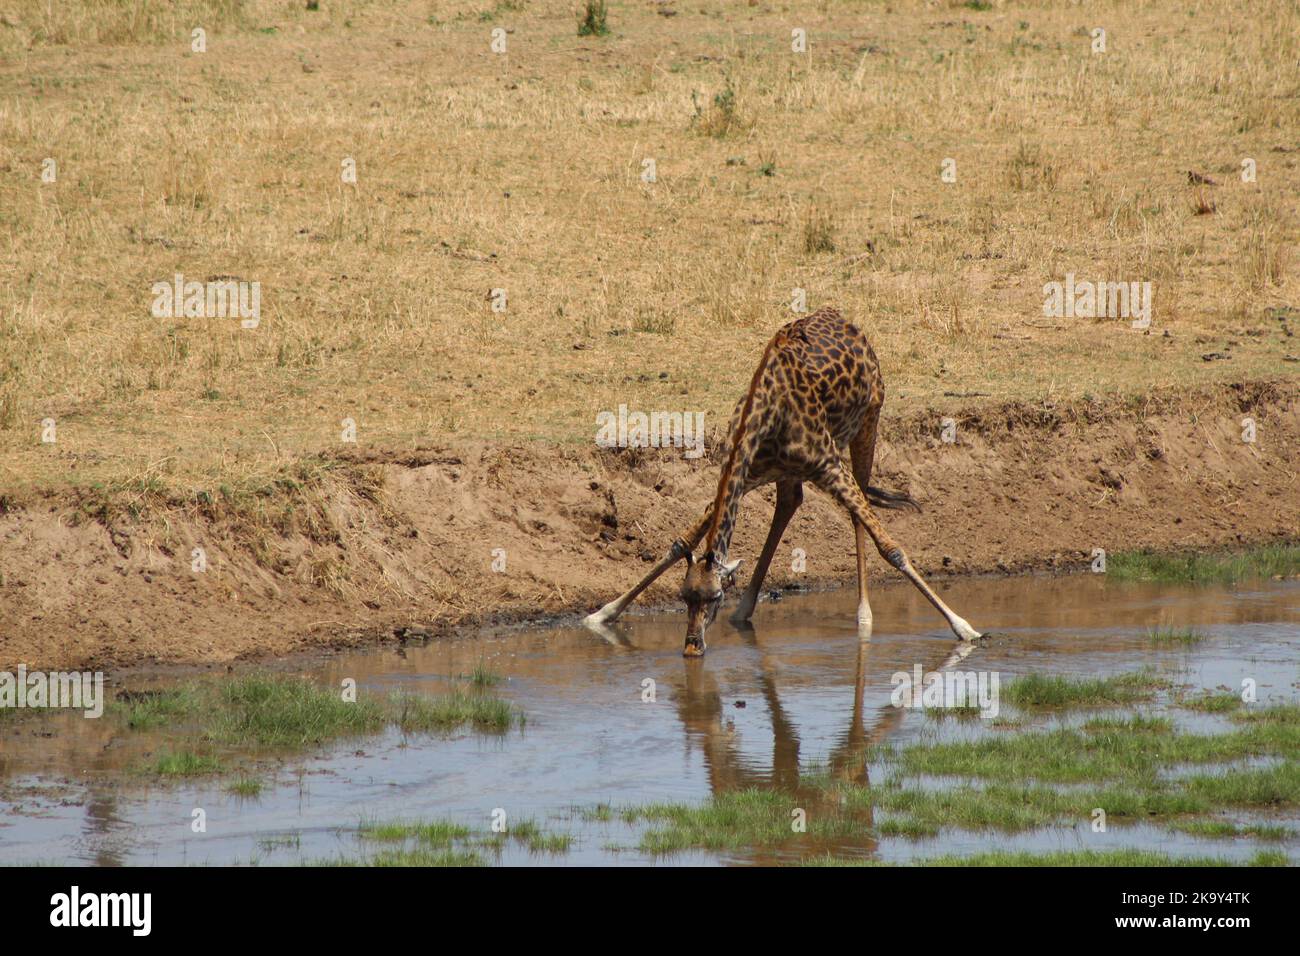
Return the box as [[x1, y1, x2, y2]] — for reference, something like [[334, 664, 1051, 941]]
[[801, 203, 837, 255]]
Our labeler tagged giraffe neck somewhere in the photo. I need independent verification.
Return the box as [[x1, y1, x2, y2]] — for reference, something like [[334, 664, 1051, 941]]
[[704, 436, 755, 564], [704, 335, 780, 563]]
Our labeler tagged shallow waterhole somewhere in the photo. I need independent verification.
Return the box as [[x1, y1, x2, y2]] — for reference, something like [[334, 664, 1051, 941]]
[[1, 574, 1297, 866]]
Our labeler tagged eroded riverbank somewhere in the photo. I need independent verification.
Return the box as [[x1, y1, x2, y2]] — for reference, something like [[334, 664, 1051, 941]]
[[1, 381, 1297, 672]]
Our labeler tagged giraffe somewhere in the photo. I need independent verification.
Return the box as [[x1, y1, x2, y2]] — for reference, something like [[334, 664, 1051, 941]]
[[584, 307, 984, 657]]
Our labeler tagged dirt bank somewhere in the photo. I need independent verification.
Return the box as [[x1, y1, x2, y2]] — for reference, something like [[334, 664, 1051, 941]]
[[1, 380, 1297, 671]]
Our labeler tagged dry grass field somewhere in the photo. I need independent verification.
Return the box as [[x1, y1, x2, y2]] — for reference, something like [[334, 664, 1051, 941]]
[[1, 0, 1295, 498]]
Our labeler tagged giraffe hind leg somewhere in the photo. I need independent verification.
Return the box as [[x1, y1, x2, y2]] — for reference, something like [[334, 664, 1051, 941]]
[[849, 416, 880, 635], [814, 461, 982, 642]]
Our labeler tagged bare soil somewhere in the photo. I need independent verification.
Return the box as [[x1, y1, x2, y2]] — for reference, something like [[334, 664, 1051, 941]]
[[1, 380, 1296, 672]]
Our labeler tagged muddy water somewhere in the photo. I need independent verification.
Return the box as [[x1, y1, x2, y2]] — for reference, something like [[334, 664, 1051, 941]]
[[1, 574, 1297, 866]]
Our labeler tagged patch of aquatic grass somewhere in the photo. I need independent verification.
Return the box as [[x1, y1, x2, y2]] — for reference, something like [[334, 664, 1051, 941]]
[[153, 749, 223, 776], [493, 817, 570, 852], [1181, 692, 1244, 713], [1081, 785, 1209, 819], [110, 686, 203, 730], [507, 818, 543, 841], [359, 816, 572, 855], [1106, 545, 1300, 585], [465, 662, 501, 688], [1182, 762, 1300, 807], [628, 789, 866, 853], [120, 676, 520, 768], [1170, 819, 1294, 840], [799, 853, 893, 867], [890, 720, 1299, 784], [212, 676, 387, 747], [871, 782, 1066, 837], [1081, 714, 1174, 735], [524, 832, 573, 853], [1148, 626, 1206, 647], [257, 834, 300, 852], [358, 818, 473, 846], [350, 848, 485, 867], [916, 849, 1260, 867], [389, 689, 518, 733], [807, 848, 1287, 867], [862, 776, 1206, 837], [1231, 704, 1300, 725], [925, 704, 984, 721], [1249, 850, 1290, 866], [227, 776, 263, 797], [1003, 671, 1170, 710]]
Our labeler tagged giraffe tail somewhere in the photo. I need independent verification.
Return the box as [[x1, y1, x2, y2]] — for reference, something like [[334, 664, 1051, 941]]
[[865, 485, 922, 513]]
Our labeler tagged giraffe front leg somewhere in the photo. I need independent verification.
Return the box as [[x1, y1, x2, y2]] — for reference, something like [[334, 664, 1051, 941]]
[[730, 481, 802, 624], [854, 520, 873, 636], [814, 465, 983, 642]]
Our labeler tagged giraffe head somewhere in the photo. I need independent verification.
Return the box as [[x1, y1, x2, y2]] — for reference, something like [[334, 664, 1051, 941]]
[[679, 552, 742, 657]]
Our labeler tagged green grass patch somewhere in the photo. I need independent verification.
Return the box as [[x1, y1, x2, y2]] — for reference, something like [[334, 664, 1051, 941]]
[[1231, 703, 1300, 725], [153, 749, 223, 776], [332, 848, 486, 867], [464, 662, 501, 688], [1081, 714, 1175, 735], [871, 782, 1065, 837], [1181, 692, 1243, 713], [590, 708, 1300, 861], [499, 818, 573, 853], [622, 788, 868, 853], [1169, 819, 1293, 840], [111, 675, 521, 776], [1003, 671, 1170, 710], [389, 689, 518, 733], [257, 834, 300, 852], [1148, 626, 1206, 646], [1182, 762, 1300, 807], [211, 676, 388, 747], [1106, 545, 1300, 585], [925, 704, 984, 721], [865, 776, 1207, 838], [110, 686, 204, 730], [227, 776, 264, 797], [359, 819, 472, 846], [915, 849, 1278, 867], [352, 814, 571, 861], [890, 719, 1298, 784], [797, 846, 1288, 867]]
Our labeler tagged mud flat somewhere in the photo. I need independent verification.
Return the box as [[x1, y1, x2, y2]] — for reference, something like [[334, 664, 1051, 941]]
[[0, 380, 1297, 671]]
